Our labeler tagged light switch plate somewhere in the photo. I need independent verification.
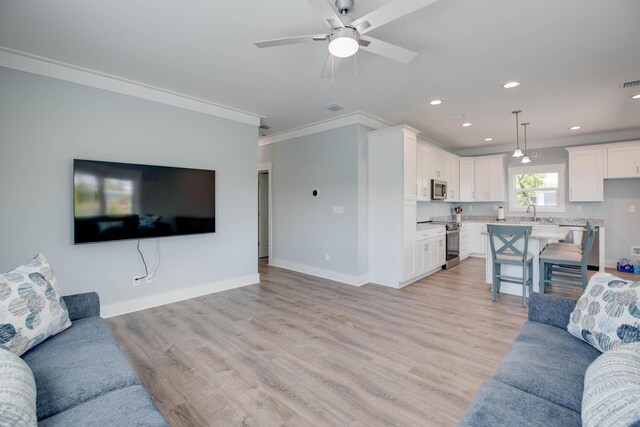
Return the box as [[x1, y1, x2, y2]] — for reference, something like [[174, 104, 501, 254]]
[[332, 206, 344, 214], [630, 205, 636, 213]]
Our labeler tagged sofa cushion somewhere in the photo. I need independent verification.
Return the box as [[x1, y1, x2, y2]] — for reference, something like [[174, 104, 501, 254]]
[[567, 272, 640, 353], [38, 385, 169, 427], [492, 321, 600, 413], [0, 347, 37, 426], [458, 379, 581, 427], [582, 342, 640, 427], [0, 253, 72, 356], [21, 316, 139, 420]]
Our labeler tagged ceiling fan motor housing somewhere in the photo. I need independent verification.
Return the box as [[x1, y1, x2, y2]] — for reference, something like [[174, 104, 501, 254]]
[[335, 0, 353, 15]]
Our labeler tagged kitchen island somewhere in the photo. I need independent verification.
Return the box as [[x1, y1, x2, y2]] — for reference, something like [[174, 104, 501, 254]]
[[479, 223, 606, 297]]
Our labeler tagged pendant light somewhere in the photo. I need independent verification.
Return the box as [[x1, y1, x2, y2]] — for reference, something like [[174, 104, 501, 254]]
[[521, 122, 531, 164], [512, 110, 523, 157]]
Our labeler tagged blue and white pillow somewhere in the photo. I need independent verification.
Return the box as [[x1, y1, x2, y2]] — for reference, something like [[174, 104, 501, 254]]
[[0, 254, 71, 356], [567, 272, 640, 352], [582, 342, 640, 427]]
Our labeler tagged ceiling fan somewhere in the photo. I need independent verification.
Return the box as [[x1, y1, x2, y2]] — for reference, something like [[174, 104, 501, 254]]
[[254, 0, 440, 78]]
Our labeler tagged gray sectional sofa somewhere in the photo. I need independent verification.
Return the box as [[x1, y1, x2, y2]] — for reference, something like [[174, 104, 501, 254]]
[[20, 292, 169, 426], [459, 292, 600, 426]]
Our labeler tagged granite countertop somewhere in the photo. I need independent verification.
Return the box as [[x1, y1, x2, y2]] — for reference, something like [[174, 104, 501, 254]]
[[480, 226, 569, 241], [430, 215, 604, 227]]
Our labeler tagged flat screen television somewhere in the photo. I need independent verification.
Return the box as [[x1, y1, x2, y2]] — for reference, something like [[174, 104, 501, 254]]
[[73, 159, 215, 244]]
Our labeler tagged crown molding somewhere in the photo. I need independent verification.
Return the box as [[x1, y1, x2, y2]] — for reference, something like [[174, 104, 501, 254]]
[[452, 129, 640, 157], [0, 46, 262, 126], [258, 111, 393, 146]]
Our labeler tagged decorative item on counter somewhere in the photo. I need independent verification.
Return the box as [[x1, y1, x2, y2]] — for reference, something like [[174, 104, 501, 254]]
[[454, 206, 462, 223], [497, 206, 506, 221], [617, 258, 634, 273], [635, 261, 640, 275]]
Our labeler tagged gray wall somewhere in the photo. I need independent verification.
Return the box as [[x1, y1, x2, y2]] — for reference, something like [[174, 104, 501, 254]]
[[418, 146, 640, 263], [0, 67, 258, 308], [258, 124, 369, 277]]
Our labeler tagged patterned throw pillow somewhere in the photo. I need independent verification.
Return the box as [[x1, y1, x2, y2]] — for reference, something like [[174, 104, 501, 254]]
[[582, 342, 640, 427], [567, 272, 640, 352], [0, 347, 37, 426], [0, 254, 71, 356]]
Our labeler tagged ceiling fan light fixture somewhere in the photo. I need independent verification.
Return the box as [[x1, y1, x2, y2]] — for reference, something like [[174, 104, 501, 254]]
[[328, 27, 359, 58]]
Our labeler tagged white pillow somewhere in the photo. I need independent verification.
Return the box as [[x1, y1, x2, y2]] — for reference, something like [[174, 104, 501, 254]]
[[0, 347, 37, 426], [0, 253, 71, 356], [582, 342, 640, 427], [567, 272, 640, 352]]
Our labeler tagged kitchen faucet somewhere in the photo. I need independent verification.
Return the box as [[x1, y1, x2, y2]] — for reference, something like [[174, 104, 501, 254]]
[[526, 204, 537, 223]]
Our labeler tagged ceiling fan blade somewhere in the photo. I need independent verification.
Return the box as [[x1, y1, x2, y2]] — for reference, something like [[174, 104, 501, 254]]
[[352, 0, 440, 35], [306, 0, 345, 28], [254, 34, 327, 48], [359, 36, 417, 64], [321, 54, 344, 79]]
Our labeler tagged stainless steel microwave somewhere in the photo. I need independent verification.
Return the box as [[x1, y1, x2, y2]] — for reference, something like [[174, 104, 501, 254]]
[[431, 179, 447, 200]]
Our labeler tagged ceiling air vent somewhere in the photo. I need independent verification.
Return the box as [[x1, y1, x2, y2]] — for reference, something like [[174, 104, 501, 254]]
[[323, 103, 344, 112], [448, 114, 466, 120], [622, 80, 640, 89]]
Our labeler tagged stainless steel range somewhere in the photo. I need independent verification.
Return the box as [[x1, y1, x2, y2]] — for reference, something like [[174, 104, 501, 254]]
[[431, 221, 461, 269]]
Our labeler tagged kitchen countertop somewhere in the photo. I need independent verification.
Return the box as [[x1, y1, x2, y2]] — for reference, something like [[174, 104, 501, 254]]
[[429, 215, 604, 227], [480, 226, 569, 240]]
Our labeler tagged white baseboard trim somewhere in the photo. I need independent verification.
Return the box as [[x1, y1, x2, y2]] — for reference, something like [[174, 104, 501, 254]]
[[269, 258, 368, 286], [101, 274, 260, 318]]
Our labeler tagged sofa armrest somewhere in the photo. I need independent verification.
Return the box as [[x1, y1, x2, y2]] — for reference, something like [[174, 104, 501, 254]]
[[62, 292, 101, 320], [528, 292, 577, 329]]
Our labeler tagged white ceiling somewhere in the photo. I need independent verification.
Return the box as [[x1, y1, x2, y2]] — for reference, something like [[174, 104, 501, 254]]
[[1, 0, 639, 149]]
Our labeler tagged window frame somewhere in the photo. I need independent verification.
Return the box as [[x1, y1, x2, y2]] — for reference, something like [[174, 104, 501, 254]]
[[508, 163, 566, 213]]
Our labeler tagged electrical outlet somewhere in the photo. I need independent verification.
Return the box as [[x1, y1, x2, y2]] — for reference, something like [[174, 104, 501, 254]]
[[469, 205, 473, 211], [632, 246, 640, 257], [576, 205, 582, 212], [133, 277, 143, 287], [629, 205, 636, 213], [332, 206, 344, 214], [324, 253, 330, 262], [146, 277, 153, 285]]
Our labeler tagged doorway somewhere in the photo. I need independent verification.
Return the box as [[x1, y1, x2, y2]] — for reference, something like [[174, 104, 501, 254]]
[[258, 170, 270, 259]]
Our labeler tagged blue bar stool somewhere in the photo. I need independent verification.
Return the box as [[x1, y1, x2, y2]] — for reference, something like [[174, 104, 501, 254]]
[[539, 221, 595, 293], [487, 225, 534, 307]]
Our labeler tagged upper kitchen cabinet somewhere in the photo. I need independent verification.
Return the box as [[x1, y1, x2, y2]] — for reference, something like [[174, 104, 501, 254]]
[[474, 155, 506, 202], [567, 147, 605, 202], [606, 142, 640, 179], [416, 142, 460, 202], [459, 158, 475, 202], [445, 155, 460, 202]]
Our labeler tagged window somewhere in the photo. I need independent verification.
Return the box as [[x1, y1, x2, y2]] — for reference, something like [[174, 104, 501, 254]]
[[508, 163, 566, 213]]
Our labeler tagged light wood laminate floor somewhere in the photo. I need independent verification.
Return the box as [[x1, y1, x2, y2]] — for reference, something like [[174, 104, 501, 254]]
[[107, 258, 636, 426]]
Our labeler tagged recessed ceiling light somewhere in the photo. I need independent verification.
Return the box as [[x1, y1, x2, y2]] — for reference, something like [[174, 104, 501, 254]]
[[484, 138, 493, 142], [503, 81, 521, 89], [569, 126, 581, 130], [430, 99, 442, 105], [633, 94, 640, 99], [462, 122, 472, 127]]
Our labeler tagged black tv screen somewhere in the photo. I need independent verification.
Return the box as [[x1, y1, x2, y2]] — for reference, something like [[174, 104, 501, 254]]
[[73, 159, 215, 244]]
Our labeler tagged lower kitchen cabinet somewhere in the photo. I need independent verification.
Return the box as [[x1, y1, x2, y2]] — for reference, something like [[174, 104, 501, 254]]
[[415, 234, 446, 276], [460, 223, 471, 260]]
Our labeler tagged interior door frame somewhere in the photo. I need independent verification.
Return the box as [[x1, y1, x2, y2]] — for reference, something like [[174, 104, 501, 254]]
[[258, 162, 273, 261]]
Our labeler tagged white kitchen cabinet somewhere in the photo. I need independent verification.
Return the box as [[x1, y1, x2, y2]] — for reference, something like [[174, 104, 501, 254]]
[[368, 125, 422, 288], [567, 148, 605, 202], [445, 156, 460, 202], [469, 223, 487, 257], [459, 158, 475, 202], [460, 223, 471, 260], [429, 150, 445, 180], [474, 155, 505, 202], [607, 143, 640, 179], [416, 144, 430, 201], [415, 236, 446, 276]]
